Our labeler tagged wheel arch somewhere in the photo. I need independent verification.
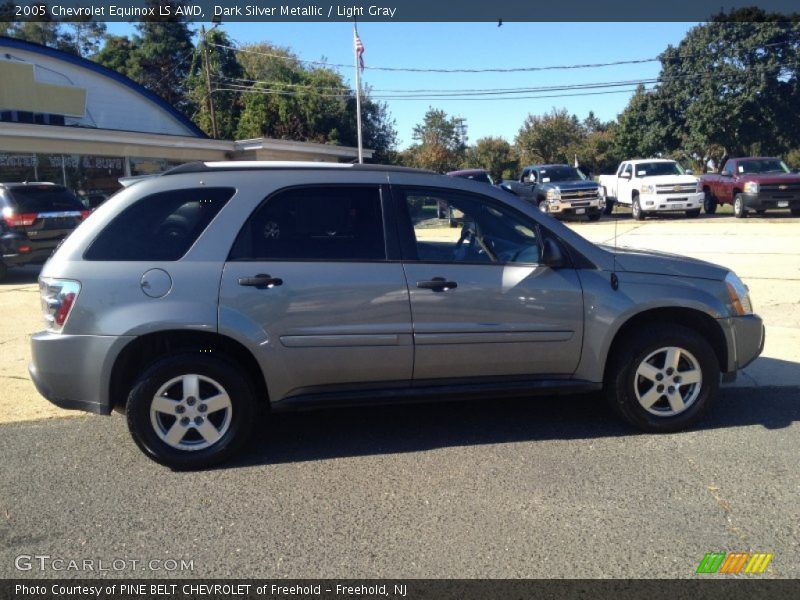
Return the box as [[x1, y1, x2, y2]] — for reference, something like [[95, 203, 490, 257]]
[[109, 330, 269, 412], [603, 307, 729, 382]]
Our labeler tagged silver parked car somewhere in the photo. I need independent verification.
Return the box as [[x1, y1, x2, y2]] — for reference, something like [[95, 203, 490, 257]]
[[29, 162, 764, 468]]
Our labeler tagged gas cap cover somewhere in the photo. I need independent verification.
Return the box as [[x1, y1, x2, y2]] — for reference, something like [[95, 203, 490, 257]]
[[140, 268, 172, 298]]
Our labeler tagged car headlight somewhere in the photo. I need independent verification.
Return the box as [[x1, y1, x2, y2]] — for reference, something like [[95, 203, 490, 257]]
[[546, 188, 561, 202], [743, 181, 759, 194], [640, 184, 655, 194], [725, 272, 753, 316]]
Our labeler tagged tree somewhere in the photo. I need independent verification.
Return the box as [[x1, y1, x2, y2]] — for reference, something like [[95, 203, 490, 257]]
[[186, 27, 243, 139], [465, 137, 517, 180], [654, 11, 800, 169], [133, 1, 195, 113], [515, 108, 584, 165], [94, 35, 142, 81], [404, 108, 466, 172]]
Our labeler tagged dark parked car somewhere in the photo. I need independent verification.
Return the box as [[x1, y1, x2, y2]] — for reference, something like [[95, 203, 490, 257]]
[[501, 164, 606, 220], [0, 182, 89, 280]]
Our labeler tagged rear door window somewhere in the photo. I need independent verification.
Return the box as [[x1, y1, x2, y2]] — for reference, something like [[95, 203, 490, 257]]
[[229, 186, 386, 261], [84, 187, 235, 261]]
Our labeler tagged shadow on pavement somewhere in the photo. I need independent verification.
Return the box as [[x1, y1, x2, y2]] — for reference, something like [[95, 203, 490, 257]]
[[228, 385, 800, 469]]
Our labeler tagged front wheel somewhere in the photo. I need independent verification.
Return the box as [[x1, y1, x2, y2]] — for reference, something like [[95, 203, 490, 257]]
[[588, 211, 602, 222], [603, 198, 615, 215], [686, 208, 701, 218], [703, 190, 718, 214], [734, 194, 748, 218], [632, 197, 646, 221], [791, 208, 800, 217], [605, 324, 719, 432], [126, 353, 257, 469]]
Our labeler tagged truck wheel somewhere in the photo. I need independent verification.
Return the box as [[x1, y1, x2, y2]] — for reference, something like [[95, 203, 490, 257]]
[[791, 208, 800, 217], [126, 353, 257, 469], [632, 197, 646, 221], [734, 194, 747, 219], [603, 198, 615, 215], [0, 261, 6, 282], [588, 212, 602, 222], [685, 208, 701, 218], [605, 324, 719, 433], [703, 190, 718, 214], [538, 200, 549, 213]]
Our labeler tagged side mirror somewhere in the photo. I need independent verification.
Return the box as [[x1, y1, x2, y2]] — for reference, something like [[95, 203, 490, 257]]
[[541, 238, 566, 269], [720, 170, 732, 177], [620, 172, 631, 180]]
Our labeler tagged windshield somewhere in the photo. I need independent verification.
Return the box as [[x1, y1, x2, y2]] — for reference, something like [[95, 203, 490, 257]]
[[635, 162, 685, 177], [538, 166, 586, 182], [737, 159, 790, 175]]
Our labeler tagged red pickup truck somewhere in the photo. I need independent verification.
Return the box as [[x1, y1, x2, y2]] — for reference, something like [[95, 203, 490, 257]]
[[700, 157, 800, 218]]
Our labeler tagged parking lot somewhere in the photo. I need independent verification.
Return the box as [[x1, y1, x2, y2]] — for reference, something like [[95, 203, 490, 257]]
[[1, 212, 799, 578]]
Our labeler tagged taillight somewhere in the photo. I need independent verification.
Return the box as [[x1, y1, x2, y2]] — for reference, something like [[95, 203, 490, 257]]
[[3, 212, 37, 227], [80, 210, 91, 220], [39, 278, 81, 332]]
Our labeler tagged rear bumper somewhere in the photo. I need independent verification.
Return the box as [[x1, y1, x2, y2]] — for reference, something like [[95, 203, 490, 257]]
[[1, 232, 59, 266], [29, 331, 134, 415], [741, 192, 800, 210]]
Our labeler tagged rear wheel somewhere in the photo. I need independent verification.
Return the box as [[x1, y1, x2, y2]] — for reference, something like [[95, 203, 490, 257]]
[[126, 353, 256, 469], [703, 189, 718, 214], [734, 194, 747, 218], [632, 196, 646, 221], [605, 324, 719, 432]]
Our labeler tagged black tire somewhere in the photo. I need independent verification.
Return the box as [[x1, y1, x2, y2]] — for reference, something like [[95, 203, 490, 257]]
[[686, 208, 701, 218], [0, 261, 7, 282], [603, 198, 615, 215], [734, 193, 747, 218], [791, 208, 800, 217], [703, 189, 718, 214], [588, 211, 602, 222], [126, 353, 257, 469], [632, 196, 645, 221], [605, 324, 719, 433]]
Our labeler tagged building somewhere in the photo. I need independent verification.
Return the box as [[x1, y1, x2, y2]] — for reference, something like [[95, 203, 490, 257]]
[[0, 37, 371, 196]]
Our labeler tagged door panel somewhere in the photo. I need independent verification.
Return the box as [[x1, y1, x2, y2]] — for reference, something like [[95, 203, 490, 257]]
[[219, 185, 413, 402], [394, 187, 584, 383]]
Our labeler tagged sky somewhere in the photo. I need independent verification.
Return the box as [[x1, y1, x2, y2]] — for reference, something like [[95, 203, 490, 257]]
[[106, 21, 697, 148]]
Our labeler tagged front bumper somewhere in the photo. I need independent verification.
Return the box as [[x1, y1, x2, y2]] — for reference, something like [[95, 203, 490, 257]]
[[547, 199, 604, 215], [29, 331, 133, 415], [741, 192, 800, 211], [721, 314, 765, 374], [640, 192, 704, 211]]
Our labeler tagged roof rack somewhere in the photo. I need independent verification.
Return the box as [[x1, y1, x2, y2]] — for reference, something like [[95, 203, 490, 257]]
[[160, 161, 434, 177]]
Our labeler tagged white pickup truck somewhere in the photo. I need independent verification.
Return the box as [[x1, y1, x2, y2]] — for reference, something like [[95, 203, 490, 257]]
[[598, 159, 703, 220]]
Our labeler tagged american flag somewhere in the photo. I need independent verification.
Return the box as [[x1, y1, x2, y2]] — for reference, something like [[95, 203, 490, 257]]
[[355, 33, 365, 72]]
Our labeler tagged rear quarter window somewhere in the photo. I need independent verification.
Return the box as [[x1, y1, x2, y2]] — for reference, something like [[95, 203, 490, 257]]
[[83, 187, 235, 261]]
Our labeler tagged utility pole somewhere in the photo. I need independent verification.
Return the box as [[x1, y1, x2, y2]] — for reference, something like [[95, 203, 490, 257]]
[[201, 25, 218, 139]]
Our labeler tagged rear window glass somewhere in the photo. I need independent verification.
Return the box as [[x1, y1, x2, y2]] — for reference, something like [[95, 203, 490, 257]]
[[84, 188, 235, 261], [5, 186, 85, 213]]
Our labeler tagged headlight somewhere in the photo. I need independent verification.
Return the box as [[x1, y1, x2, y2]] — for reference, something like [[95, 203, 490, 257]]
[[725, 272, 753, 316], [546, 188, 561, 202], [640, 184, 655, 194], [743, 181, 759, 194]]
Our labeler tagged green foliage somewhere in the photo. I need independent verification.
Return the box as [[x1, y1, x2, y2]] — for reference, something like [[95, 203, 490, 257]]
[[464, 137, 517, 180], [515, 108, 583, 165], [94, 35, 142, 81], [0, 3, 106, 57], [785, 149, 800, 170], [403, 108, 466, 173]]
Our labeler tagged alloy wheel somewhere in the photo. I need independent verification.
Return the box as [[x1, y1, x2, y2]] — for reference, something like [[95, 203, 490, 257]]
[[633, 346, 702, 417]]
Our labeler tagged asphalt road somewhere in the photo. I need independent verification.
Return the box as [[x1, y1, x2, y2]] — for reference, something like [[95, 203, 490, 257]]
[[2, 386, 798, 579]]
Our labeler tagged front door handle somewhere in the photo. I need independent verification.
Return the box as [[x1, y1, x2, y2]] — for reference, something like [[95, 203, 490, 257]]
[[416, 277, 457, 292], [238, 273, 283, 289]]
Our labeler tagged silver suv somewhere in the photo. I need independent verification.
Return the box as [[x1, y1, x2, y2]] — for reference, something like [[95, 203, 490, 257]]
[[29, 162, 764, 468]]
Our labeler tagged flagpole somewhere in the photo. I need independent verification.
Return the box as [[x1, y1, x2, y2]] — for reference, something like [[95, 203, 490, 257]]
[[353, 22, 364, 164]]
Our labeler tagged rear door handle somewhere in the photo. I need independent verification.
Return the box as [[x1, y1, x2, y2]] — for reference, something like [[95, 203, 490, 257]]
[[238, 273, 283, 289], [416, 277, 457, 292]]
